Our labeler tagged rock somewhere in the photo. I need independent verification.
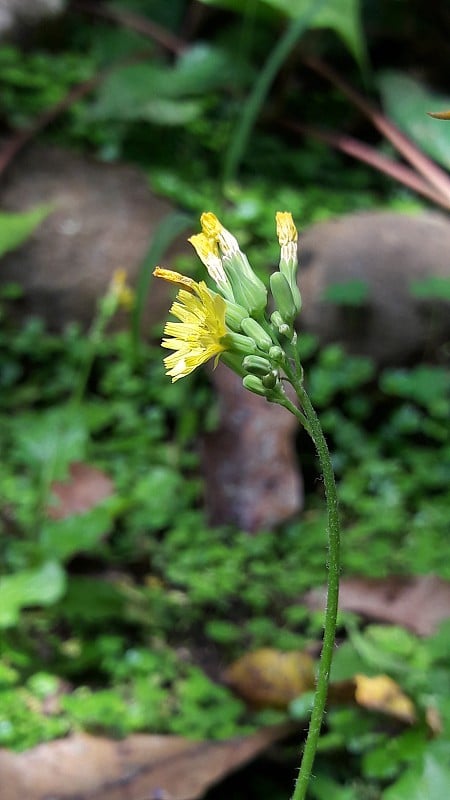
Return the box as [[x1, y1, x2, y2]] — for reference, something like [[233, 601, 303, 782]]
[[202, 365, 303, 532], [298, 210, 450, 364], [0, 0, 64, 40], [0, 143, 183, 331]]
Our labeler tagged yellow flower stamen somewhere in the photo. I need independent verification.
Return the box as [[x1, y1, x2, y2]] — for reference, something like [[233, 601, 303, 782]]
[[276, 211, 298, 245], [200, 211, 223, 239], [110, 269, 134, 310], [155, 276, 228, 382]]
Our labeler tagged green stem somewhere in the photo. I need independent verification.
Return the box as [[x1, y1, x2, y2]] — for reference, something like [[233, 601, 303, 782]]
[[281, 381, 341, 800]]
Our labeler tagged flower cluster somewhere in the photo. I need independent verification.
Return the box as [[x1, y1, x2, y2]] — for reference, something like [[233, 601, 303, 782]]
[[153, 212, 301, 395]]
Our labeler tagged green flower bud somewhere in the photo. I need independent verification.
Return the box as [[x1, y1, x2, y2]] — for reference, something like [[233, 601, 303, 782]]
[[270, 311, 292, 338], [270, 271, 297, 324], [224, 253, 267, 316], [223, 332, 258, 355], [243, 374, 267, 396], [225, 300, 250, 332], [200, 213, 268, 315], [243, 354, 273, 376], [268, 345, 284, 363], [262, 370, 278, 389], [240, 317, 273, 351]]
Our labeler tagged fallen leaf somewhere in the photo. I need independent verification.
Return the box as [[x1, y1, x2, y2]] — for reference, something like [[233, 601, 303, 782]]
[[224, 648, 315, 708], [48, 462, 114, 520], [0, 725, 296, 800], [304, 575, 450, 635], [327, 675, 416, 725], [354, 674, 416, 724]]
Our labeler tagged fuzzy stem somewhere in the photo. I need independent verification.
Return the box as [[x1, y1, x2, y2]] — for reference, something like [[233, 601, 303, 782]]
[[281, 382, 340, 800]]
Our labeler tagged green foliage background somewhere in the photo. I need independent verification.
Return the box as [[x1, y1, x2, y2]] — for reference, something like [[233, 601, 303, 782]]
[[0, 0, 449, 797]]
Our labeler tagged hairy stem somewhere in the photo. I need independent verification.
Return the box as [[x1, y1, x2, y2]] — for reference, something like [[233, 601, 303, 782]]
[[281, 382, 341, 800]]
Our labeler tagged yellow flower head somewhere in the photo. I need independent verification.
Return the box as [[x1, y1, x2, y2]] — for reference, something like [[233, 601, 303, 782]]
[[276, 212, 298, 245], [154, 271, 228, 382], [275, 212, 299, 311], [109, 269, 134, 310], [188, 233, 232, 296]]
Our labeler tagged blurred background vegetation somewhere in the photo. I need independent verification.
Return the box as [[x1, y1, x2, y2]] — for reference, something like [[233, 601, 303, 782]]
[[0, 1, 449, 798]]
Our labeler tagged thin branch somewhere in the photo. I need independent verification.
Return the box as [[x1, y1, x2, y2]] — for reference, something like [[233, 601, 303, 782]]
[[302, 55, 450, 205], [284, 120, 450, 210], [71, 1, 187, 55], [0, 74, 101, 177]]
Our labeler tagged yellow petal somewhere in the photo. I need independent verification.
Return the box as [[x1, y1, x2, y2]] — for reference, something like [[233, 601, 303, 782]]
[[153, 267, 197, 293]]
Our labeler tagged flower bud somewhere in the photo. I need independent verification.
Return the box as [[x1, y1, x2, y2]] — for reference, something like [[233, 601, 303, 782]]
[[223, 332, 258, 355], [270, 311, 292, 338], [240, 317, 273, 351], [242, 374, 267, 396], [268, 345, 284, 363], [225, 300, 250, 332], [243, 354, 273, 376], [201, 212, 267, 315], [262, 370, 278, 389], [270, 271, 298, 324]]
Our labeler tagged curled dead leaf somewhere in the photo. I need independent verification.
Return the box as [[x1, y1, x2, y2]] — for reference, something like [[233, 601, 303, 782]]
[[354, 673, 416, 724], [224, 648, 315, 709]]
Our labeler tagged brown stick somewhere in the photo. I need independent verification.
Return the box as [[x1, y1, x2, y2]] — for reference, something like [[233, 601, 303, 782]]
[[71, 0, 187, 55], [284, 120, 450, 210], [0, 74, 101, 178], [302, 55, 450, 205]]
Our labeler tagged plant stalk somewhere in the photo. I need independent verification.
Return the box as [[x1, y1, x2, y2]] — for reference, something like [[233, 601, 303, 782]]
[[281, 381, 340, 800]]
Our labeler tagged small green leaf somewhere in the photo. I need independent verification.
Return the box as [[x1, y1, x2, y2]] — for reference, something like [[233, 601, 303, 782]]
[[39, 504, 115, 562], [322, 279, 370, 306], [0, 562, 66, 628], [383, 741, 450, 800], [410, 277, 450, 301], [0, 205, 52, 259]]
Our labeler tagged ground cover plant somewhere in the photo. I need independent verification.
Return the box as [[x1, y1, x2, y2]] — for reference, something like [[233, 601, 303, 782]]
[[0, 0, 449, 797]]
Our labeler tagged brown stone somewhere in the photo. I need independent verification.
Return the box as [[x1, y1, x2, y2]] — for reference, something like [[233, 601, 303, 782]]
[[298, 210, 450, 364], [0, 143, 186, 331]]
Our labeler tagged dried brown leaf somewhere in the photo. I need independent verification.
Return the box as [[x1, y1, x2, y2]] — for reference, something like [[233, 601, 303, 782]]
[[0, 725, 296, 800], [48, 462, 114, 520], [224, 648, 315, 709], [304, 575, 450, 635]]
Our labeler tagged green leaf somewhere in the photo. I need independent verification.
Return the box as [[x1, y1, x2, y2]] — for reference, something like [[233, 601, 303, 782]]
[[13, 407, 88, 480], [378, 71, 450, 170], [409, 277, 450, 301], [383, 741, 450, 800], [39, 504, 115, 562], [89, 44, 238, 125], [322, 279, 370, 306], [380, 367, 450, 416], [0, 205, 52, 259], [198, 0, 366, 65], [0, 562, 66, 628], [262, 0, 365, 65]]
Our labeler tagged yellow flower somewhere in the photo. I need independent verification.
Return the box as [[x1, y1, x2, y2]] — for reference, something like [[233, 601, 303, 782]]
[[276, 211, 298, 274], [153, 269, 228, 382], [276, 212, 298, 245], [109, 269, 134, 311], [198, 211, 267, 315], [188, 233, 233, 298]]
